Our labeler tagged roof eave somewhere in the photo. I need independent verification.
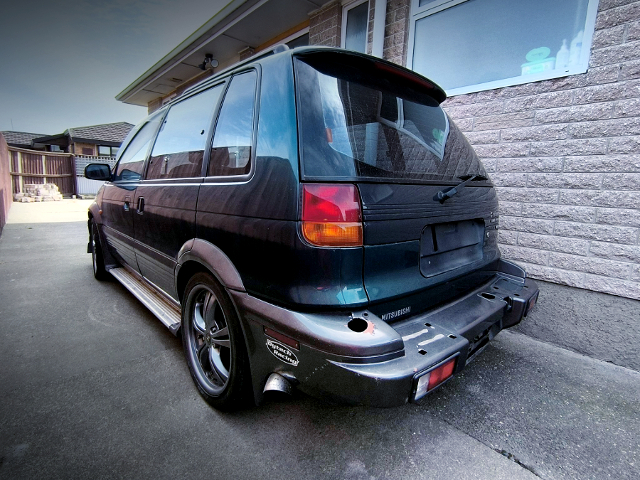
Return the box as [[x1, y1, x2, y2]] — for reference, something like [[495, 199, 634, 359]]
[[67, 138, 123, 146], [31, 133, 69, 145], [115, 0, 251, 104]]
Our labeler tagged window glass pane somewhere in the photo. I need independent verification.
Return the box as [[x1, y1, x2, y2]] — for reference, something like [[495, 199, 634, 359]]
[[209, 71, 257, 177], [98, 145, 110, 156], [412, 0, 590, 91], [114, 117, 161, 181], [147, 85, 223, 179], [287, 33, 309, 49], [345, 2, 368, 53], [295, 58, 484, 182]]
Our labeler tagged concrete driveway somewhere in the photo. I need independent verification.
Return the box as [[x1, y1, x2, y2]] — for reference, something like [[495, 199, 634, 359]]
[[0, 200, 638, 479]]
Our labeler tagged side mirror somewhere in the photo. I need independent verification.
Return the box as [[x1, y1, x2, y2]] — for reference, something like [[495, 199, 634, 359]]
[[85, 163, 112, 181]]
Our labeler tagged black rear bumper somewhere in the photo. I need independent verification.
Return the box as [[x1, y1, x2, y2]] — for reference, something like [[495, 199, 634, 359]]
[[230, 270, 539, 407]]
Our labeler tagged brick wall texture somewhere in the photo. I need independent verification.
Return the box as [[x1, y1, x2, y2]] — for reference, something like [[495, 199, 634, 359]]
[[73, 142, 95, 156], [437, 0, 640, 300], [382, 0, 410, 66], [309, 1, 342, 47]]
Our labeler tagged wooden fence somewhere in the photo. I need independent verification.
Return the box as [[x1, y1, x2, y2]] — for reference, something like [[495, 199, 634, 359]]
[[9, 147, 77, 196], [0, 134, 11, 236]]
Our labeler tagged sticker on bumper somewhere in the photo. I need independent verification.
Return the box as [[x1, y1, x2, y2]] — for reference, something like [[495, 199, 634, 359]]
[[266, 339, 299, 366]]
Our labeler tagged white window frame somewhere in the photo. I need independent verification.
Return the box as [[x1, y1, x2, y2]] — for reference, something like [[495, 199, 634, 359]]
[[406, 0, 601, 97], [341, 0, 370, 52]]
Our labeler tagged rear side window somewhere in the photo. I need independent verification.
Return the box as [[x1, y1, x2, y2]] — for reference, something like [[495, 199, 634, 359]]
[[295, 56, 486, 183], [208, 71, 257, 177], [147, 85, 223, 180], [114, 116, 161, 181]]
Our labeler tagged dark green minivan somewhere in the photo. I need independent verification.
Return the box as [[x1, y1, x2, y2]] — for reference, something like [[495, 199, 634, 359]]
[[86, 45, 539, 410]]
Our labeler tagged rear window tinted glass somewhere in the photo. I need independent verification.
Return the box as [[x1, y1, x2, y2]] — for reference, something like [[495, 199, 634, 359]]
[[114, 116, 162, 182], [147, 85, 223, 179], [208, 71, 257, 177], [295, 56, 486, 182]]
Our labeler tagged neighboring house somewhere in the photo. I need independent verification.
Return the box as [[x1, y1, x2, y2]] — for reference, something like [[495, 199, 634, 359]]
[[114, 0, 640, 301], [32, 122, 134, 157], [1, 131, 49, 150]]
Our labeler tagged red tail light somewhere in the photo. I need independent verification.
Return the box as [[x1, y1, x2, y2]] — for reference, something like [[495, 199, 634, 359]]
[[415, 358, 456, 400], [427, 358, 456, 391], [301, 184, 363, 247]]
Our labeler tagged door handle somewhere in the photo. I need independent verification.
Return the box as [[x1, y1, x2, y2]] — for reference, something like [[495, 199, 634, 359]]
[[124, 196, 131, 212], [137, 197, 145, 214]]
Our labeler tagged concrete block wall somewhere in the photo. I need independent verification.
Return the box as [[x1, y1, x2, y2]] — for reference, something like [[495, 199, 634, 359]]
[[309, 1, 342, 47], [382, 0, 410, 66], [365, 0, 410, 64], [440, 0, 640, 300]]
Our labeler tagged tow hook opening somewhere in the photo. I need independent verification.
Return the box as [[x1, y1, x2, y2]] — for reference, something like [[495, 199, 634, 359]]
[[348, 317, 369, 332]]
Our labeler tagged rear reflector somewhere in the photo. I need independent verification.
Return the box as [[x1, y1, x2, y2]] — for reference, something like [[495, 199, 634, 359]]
[[428, 358, 455, 390], [525, 291, 539, 316], [264, 327, 299, 350], [415, 358, 456, 400], [301, 184, 363, 247]]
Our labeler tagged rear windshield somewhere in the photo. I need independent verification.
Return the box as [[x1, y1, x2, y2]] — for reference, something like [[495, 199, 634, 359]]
[[294, 55, 486, 183]]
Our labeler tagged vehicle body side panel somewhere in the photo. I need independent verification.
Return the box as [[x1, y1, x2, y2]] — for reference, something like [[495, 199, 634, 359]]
[[194, 212, 368, 308], [134, 181, 201, 299], [176, 238, 245, 292], [195, 55, 367, 309], [100, 182, 140, 271]]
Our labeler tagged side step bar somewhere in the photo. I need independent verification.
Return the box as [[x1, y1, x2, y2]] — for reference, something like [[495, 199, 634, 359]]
[[109, 267, 181, 335]]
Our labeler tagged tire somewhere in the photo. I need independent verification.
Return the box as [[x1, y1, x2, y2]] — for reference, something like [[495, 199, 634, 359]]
[[90, 219, 108, 281], [181, 272, 251, 411]]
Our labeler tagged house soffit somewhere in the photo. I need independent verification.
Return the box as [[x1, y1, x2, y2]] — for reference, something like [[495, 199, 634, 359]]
[[117, 0, 324, 106]]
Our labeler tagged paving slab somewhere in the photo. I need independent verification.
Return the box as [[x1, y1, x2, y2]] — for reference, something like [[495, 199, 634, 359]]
[[6, 199, 93, 224]]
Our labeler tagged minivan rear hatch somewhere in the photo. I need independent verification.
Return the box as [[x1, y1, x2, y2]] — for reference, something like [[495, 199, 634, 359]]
[[294, 50, 500, 318]]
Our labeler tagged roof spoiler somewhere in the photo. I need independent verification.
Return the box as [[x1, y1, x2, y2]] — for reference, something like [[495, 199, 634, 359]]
[[293, 47, 447, 104]]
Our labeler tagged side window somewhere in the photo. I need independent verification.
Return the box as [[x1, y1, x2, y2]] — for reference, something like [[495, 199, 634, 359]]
[[114, 116, 162, 182], [147, 85, 223, 180], [208, 71, 257, 177]]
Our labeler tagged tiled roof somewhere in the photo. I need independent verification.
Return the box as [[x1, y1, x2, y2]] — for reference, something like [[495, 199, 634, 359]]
[[1, 131, 48, 146], [67, 122, 134, 143]]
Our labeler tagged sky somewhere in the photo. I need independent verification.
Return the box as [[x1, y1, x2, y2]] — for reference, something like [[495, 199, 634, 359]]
[[0, 0, 229, 135]]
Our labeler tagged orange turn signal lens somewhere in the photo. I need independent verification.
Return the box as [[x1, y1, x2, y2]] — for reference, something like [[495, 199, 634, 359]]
[[302, 221, 363, 247]]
